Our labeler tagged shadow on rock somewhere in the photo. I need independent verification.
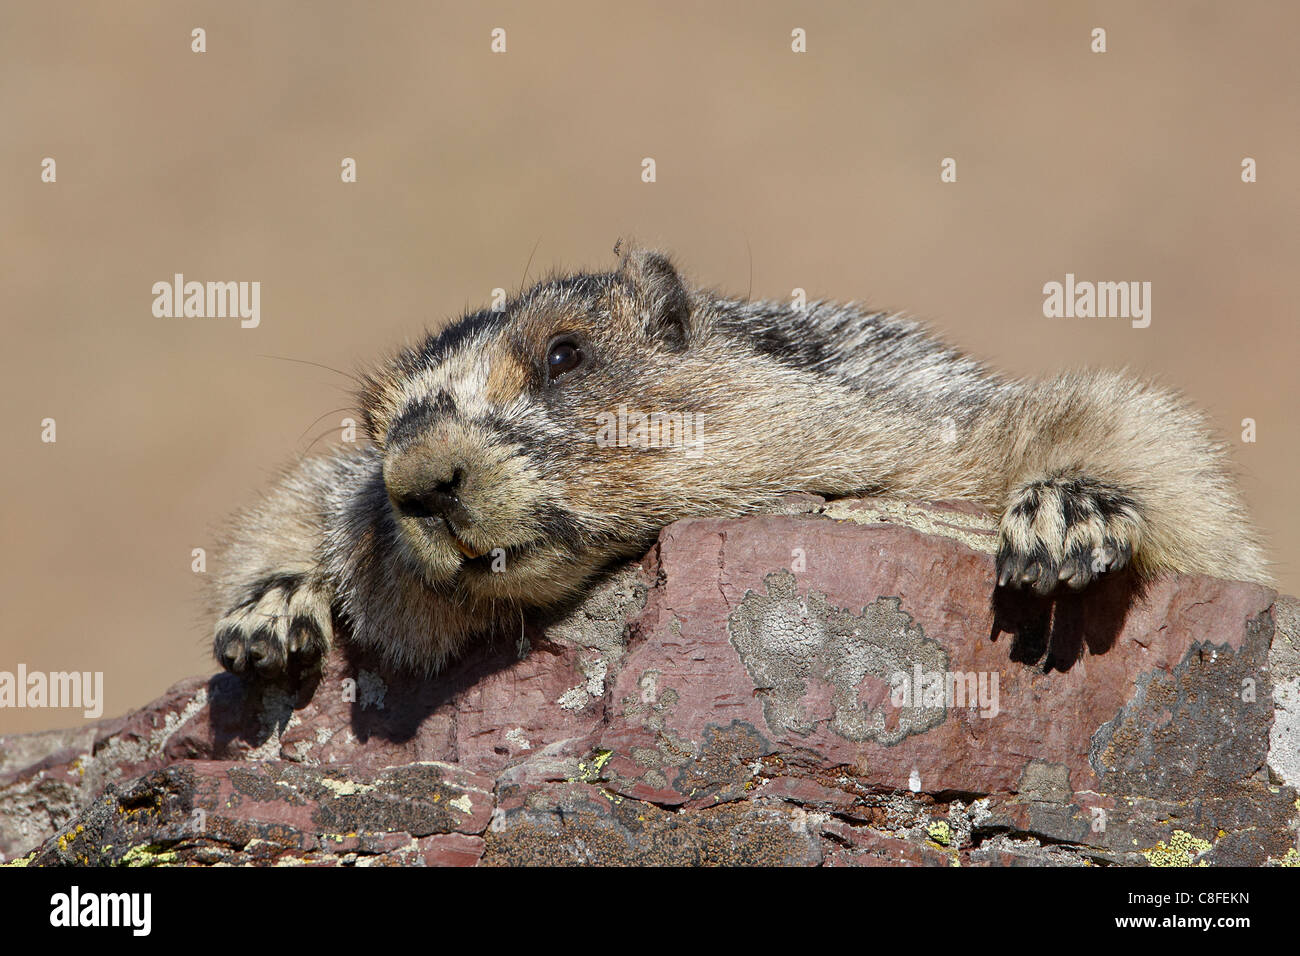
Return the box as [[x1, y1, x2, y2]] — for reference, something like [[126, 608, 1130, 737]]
[[989, 568, 1147, 672], [204, 618, 560, 753]]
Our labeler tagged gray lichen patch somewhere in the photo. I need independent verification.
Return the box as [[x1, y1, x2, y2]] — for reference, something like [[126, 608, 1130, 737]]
[[727, 570, 948, 743], [1268, 596, 1300, 787], [545, 567, 648, 665], [549, 567, 648, 711]]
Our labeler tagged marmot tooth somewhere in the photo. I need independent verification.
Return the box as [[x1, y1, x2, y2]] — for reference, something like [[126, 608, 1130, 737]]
[[453, 537, 485, 560]]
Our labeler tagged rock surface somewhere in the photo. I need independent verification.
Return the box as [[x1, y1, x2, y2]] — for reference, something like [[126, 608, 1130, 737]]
[[2, 497, 1298, 867]]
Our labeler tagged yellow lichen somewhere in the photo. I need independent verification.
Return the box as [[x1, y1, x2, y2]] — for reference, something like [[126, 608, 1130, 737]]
[[317, 778, 375, 797], [1142, 830, 1212, 867], [56, 824, 85, 853], [572, 749, 616, 785], [120, 843, 180, 867], [927, 820, 952, 847], [449, 794, 474, 814]]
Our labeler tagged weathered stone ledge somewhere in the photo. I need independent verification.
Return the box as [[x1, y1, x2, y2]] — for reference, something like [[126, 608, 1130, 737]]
[[3, 498, 1297, 866]]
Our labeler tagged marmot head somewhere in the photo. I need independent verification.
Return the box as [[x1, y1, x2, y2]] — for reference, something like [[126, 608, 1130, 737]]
[[357, 245, 762, 609]]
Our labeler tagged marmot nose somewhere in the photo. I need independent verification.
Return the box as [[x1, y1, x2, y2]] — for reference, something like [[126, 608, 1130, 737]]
[[396, 478, 463, 522], [386, 460, 470, 524]]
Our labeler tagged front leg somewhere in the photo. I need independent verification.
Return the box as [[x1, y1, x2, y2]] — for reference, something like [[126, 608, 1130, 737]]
[[996, 474, 1144, 595], [209, 449, 375, 678], [986, 371, 1270, 592]]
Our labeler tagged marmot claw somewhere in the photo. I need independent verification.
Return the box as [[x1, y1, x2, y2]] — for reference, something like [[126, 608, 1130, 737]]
[[996, 476, 1142, 596], [214, 578, 334, 677]]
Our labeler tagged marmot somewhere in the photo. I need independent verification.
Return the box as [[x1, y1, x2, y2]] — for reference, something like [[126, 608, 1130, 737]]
[[210, 244, 1270, 677]]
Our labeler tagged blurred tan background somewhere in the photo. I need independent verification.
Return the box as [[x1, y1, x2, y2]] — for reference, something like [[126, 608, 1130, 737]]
[[3, 1, 1297, 733]]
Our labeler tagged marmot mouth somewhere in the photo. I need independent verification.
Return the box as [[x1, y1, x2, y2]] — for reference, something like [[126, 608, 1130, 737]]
[[404, 513, 541, 572], [457, 541, 538, 572], [445, 527, 524, 565], [419, 515, 491, 561]]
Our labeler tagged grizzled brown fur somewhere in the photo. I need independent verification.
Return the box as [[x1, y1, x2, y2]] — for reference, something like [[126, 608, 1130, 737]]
[[209, 245, 1270, 677]]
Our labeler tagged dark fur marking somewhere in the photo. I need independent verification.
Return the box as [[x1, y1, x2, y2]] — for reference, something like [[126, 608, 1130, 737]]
[[386, 391, 458, 448], [416, 309, 508, 369], [529, 501, 586, 549], [1060, 491, 1097, 526], [713, 306, 836, 369]]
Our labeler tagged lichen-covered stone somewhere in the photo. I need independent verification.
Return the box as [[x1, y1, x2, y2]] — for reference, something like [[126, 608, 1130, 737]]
[[2, 498, 1296, 866]]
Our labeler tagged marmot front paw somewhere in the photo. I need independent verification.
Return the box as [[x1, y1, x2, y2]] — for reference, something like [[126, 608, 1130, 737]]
[[996, 476, 1143, 595], [213, 577, 334, 677]]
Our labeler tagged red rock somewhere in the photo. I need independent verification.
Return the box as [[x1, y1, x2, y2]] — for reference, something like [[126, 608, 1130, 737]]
[[2, 499, 1296, 866]]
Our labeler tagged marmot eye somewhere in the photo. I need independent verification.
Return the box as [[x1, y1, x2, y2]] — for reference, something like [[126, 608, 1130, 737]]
[[546, 336, 584, 381]]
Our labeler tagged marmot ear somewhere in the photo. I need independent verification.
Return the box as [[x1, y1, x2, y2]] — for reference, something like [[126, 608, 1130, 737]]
[[615, 243, 696, 350]]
